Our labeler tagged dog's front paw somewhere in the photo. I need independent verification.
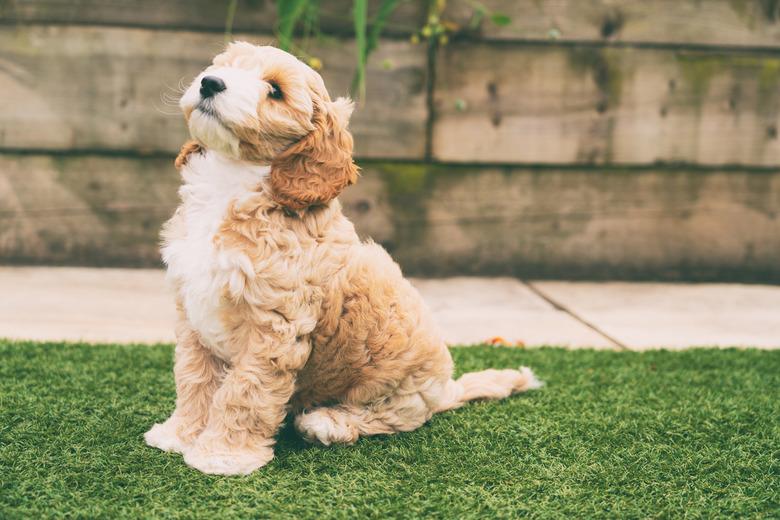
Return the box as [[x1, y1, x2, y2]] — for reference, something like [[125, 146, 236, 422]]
[[183, 441, 273, 475], [144, 419, 193, 454]]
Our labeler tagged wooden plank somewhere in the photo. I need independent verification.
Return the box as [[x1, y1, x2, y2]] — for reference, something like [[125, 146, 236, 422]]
[[0, 0, 425, 36], [0, 25, 428, 159], [0, 154, 179, 266], [444, 0, 780, 48], [342, 164, 780, 282], [433, 43, 780, 166], [4, 154, 780, 282]]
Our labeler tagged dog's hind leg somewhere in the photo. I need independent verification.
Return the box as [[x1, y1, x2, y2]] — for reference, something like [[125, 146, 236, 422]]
[[295, 368, 542, 446], [294, 392, 431, 446], [295, 375, 456, 446]]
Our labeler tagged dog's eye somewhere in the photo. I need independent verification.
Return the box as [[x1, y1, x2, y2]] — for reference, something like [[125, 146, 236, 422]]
[[268, 82, 283, 100]]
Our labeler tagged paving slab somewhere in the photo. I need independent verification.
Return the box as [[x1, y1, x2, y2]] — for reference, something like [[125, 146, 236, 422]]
[[411, 277, 611, 348], [0, 267, 177, 344], [532, 281, 780, 350], [0, 267, 612, 348]]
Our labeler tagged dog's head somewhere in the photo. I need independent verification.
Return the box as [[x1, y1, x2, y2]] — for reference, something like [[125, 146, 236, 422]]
[[179, 42, 359, 210]]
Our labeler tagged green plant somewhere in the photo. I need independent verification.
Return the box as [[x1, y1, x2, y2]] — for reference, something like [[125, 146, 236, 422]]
[[223, 1, 511, 100], [410, 0, 511, 46], [276, 0, 402, 101], [223, 0, 402, 100]]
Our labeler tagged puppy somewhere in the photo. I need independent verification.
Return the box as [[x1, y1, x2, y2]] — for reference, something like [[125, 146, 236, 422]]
[[144, 42, 541, 475]]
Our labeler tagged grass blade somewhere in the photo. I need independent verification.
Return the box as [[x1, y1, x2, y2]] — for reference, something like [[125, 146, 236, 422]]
[[351, 0, 368, 101], [276, 0, 309, 51], [352, 0, 400, 100], [367, 0, 399, 56], [224, 0, 238, 43]]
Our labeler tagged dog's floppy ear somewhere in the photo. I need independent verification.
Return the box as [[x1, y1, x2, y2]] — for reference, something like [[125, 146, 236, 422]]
[[269, 97, 359, 210]]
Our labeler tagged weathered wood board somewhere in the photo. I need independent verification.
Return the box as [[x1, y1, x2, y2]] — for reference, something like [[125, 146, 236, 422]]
[[4, 2, 780, 281], [0, 25, 428, 159], [445, 0, 780, 47], [11, 0, 780, 49], [433, 43, 780, 166], [0, 0, 425, 36], [0, 154, 179, 266], [4, 154, 779, 281], [347, 164, 780, 281]]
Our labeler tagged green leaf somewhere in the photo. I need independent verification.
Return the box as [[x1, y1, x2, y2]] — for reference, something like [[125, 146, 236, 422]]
[[351, 0, 400, 101], [490, 12, 511, 27], [276, 0, 308, 51], [224, 0, 239, 43], [367, 0, 399, 56], [351, 0, 368, 101], [469, 9, 485, 30]]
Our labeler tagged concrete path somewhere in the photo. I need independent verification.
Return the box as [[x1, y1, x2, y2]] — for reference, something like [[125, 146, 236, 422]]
[[533, 281, 780, 349], [1, 267, 778, 350]]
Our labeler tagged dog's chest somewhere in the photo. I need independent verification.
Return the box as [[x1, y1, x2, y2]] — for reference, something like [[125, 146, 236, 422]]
[[161, 153, 269, 358]]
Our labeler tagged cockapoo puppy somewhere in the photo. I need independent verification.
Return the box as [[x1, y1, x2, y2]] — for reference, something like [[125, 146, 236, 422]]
[[144, 42, 541, 475]]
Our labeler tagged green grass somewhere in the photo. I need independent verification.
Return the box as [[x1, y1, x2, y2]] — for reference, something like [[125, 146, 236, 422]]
[[1, 340, 778, 519]]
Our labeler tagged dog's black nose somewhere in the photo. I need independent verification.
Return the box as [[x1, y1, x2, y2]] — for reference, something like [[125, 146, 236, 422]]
[[200, 76, 226, 98]]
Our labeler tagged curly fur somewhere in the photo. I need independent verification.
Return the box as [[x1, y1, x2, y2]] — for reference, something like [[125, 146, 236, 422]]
[[270, 100, 359, 210], [145, 42, 541, 475], [174, 140, 203, 170]]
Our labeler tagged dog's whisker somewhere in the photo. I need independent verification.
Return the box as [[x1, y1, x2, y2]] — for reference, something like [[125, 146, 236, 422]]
[[153, 106, 182, 116], [163, 88, 184, 99], [160, 92, 182, 106], [153, 96, 183, 116], [161, 78, 187, 97]]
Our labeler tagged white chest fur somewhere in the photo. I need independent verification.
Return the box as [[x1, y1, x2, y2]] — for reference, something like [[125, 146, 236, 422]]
[[162, 152, 269, 358]]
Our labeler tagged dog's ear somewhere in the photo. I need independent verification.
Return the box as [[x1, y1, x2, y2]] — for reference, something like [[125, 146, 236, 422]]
[[175, 140, 203, 169], [269, 97, 359, 210]]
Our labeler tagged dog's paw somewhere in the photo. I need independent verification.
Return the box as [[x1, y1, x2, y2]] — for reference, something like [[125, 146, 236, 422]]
[[295, 408, 359, 446], [144, 420, 192, 454], [183, 442, 273, 475]]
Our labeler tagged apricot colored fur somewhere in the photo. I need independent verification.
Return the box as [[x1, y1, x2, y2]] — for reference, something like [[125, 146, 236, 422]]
[[270, 103, 359, 210], [174, 140, 203, 170]]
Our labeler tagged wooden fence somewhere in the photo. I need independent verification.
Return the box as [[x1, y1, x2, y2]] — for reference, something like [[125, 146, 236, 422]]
[[2, 0, 780, 281]]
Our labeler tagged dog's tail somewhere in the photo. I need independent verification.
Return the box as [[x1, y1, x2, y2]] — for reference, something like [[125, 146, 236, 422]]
[[434, 367, 543, 413]]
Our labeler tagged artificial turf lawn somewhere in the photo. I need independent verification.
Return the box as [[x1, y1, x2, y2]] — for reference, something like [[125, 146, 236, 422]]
[[0, 341, 778, 519]]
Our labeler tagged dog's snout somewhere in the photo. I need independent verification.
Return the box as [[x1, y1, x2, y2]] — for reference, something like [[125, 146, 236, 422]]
[[200, 76, 226, 98]]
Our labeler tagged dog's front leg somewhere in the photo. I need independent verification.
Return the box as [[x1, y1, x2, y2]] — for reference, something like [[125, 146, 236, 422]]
[[183, 338, 306, 475], [145, 317, 224, 453]]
